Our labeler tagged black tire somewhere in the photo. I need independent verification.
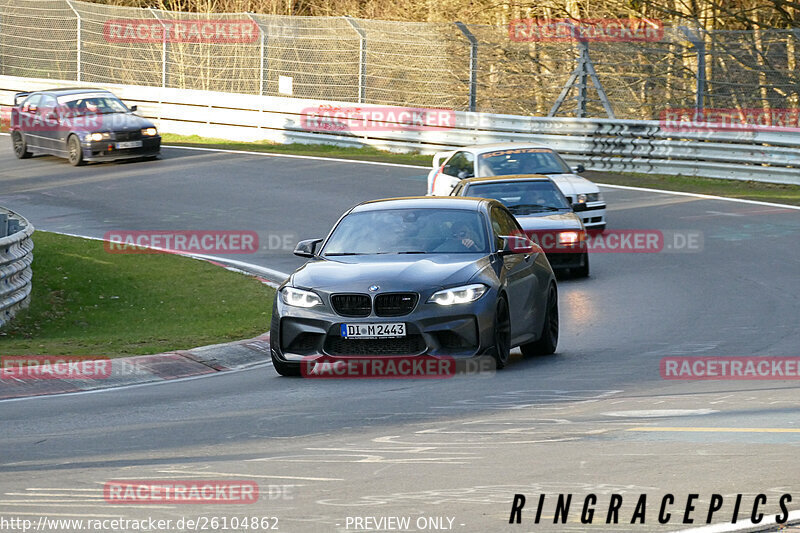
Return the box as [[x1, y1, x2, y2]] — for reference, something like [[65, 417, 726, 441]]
[[521, 284, 559, 356], [12, 131, 31, 159], [271, 351, 301, 377], [491, 297, 511, 369], [67, 134, 84, 166], [572, 253, 590, 278]]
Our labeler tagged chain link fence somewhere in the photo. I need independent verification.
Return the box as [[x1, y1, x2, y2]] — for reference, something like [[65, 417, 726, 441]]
[[1, 0, 799, 120]]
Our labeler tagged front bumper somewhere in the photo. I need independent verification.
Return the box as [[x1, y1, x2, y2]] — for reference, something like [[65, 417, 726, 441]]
[[82, 136, 161, 162], [271, 289, 498, 364], [573, 202, 606, 229]]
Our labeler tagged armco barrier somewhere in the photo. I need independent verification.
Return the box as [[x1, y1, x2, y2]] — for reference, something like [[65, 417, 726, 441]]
[[1, 75, 798, 185], [0, 207, 34, 329]]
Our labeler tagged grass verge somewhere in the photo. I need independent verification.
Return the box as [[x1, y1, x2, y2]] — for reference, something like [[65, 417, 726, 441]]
[[163, 133, 800, 206], [0, 231, 274, 357]]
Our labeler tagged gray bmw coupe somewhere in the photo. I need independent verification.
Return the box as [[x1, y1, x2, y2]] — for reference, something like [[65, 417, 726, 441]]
[[270, 197, 559, 377]]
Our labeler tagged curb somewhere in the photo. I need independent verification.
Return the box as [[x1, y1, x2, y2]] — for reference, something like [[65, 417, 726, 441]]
[[0, 333, 271, 400]]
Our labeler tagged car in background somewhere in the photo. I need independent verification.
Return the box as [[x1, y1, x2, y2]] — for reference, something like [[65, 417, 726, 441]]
[[451, 175, 589, 277], [426, 143, 606, 231], [270, 196, 559, 376], [10, 88, 160, 166]]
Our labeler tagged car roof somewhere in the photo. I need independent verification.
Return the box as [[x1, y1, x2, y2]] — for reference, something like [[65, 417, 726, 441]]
[[35, 88, 114, 96], [458, 174, 554, 185], [352, 196, 494, 213], [463, 143, 556, 153]]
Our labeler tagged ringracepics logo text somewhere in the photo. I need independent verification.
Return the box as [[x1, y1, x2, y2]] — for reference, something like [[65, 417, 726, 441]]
[[103, 230, 258, 254], [509, 18, 664, 42], [508, 493, 793, 525], [103, 19, 259, 43], [300, 105, 456, 132]]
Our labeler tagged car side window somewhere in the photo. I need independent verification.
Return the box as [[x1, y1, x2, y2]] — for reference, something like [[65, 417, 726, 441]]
[[442, 152, 475, 178], [490, 206, 522, 249], [22, 94, 42, 113], [40, 96, 57, 115]]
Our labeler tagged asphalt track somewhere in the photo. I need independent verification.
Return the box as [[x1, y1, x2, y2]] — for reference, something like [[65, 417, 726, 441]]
[[1, 142, 799, 532]]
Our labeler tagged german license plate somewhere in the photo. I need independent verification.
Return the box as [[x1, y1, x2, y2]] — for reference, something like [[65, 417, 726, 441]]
[[340, 323, 406, 339], [116, 140, 142, 149]]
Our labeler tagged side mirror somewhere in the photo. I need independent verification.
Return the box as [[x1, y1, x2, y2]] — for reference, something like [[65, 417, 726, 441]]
[[28, 105, 38, 114], [293, 238, 323, 258], [129, 105, 138, 112], [498, 235, 535, 255], [573, 164, 585, 174]]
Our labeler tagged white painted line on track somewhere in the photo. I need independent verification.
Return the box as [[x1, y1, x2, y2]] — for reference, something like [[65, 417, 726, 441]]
[[3, 131, 798, 210], [597, 183, 800, 211], [0, 360, 274, 404], [164, 144, 428, 169], [673, 509, 800, 533]]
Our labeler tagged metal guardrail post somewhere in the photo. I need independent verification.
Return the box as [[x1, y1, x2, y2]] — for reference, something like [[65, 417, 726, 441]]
[[246, 13, 266, 96], [455, 22, 478, 112], [65, 0, 81, 82], [680, 26, 706, 116], [344, 16, 367, 104], [149, 8, 168, 89]]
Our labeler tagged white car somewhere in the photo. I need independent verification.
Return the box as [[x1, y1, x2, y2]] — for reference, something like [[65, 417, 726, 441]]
[[426, 143, 606, 230]]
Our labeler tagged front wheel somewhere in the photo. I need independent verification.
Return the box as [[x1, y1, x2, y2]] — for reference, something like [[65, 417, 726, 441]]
[[12, 131, 31, 159], [67, 135, 85, 166], [491, 297, 511, 369], [521, 284, 558, 356]]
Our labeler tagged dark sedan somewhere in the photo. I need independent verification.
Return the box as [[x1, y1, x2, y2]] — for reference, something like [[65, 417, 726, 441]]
[[270, 196, 559, 376], [10, 88, 160, 166], [451, 175, 589, 277]]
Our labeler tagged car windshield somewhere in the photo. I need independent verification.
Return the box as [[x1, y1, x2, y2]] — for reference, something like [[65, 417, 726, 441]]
[[322, 208, 489, 255], [478, 148, 571, 176], [465, 180, 571, 213], [58, 93, 129, 115]]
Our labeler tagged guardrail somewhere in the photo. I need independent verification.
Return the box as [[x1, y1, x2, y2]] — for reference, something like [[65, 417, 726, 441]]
[[0, 207, 34, 330], [2, 75, 799, 185]]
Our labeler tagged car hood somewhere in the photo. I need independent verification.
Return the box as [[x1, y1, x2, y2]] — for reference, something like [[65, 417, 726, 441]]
[[71, 112, 155, 133], [515, 211, 584, 231], [545, 173, 600, 196], [290, 254, 489, 292]]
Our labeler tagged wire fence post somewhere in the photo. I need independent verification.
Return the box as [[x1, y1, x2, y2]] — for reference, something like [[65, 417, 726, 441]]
[[344, 16, 367, 103], [65, 0, 81, 82], [149, 8, 167, 89], [246, 13, 266, 96], [549, 38, 615, 118], [455, 22, 478, 112], [680, 26, 706, 115]]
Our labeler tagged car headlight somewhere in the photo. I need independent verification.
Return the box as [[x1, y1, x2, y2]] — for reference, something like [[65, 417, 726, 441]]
[[428, 283, 488, 306], [87, 132, 111, 141], [585, 192, 601, 202], [280, 287, 323, 308], [558, 231, 581, 245], [141, 127, 158, 136]]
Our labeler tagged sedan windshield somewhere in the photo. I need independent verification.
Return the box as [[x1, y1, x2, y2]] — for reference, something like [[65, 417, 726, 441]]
[[478, 148, 571, 176], [465, 180, 571, 214], [322, 208, 489, 255], [58, 93, 129, 115]]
